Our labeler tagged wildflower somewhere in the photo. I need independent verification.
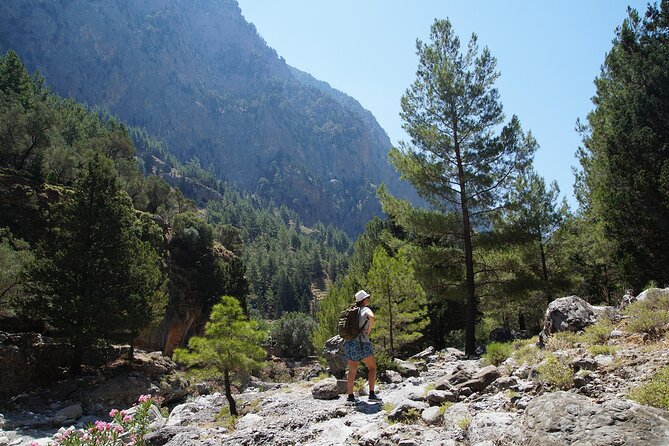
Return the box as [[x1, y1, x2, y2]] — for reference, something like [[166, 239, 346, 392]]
[[109, 408, 119, 417], [123, 415, 133, 423], [138, 394, 151, 403], [114, 425, 124, 434]]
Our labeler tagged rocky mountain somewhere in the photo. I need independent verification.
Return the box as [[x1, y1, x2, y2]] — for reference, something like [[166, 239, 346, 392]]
[[0, 0, 418, 234]]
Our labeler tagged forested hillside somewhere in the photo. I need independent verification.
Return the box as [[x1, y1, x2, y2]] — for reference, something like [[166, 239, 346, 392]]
[[0, 50, 351, 366], [0, 0, 418, 235]]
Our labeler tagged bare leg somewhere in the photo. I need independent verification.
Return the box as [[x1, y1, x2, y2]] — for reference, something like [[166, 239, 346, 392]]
[[361, 355, 377, 393], [346, 360, 359, 395]]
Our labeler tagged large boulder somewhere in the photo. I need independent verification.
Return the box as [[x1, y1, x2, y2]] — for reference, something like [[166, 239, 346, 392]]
[[311, 378, 340, 400], [322, 336, 346, 379], [498, 391, 669, 445], [456, 365, 500, 393], [539, 296, 595, 345]]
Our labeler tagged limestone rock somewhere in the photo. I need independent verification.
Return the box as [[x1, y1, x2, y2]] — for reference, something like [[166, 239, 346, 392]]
[[456, 365, 500, 393], [469, 411, 516, 444], [54, 404, 82, 422], [410, 346, 435, 360], [498, 391, 669, 445], [387, 400, 428, 422], [311, 378, 340, 400], [421, 406, 442, 425], [322, 336, 346, 379], [426, 390, 458, 406]]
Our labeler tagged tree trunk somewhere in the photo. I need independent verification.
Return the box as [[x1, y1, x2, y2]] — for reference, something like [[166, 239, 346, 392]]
[[127, 341, 135, 361], [454, 123, 477, 356], [388, 285, 395, 358], [518, 312, 526, 331], [70, 343, 83, 375], [539, 240, 550, 303], [223, 369, 237, 416]]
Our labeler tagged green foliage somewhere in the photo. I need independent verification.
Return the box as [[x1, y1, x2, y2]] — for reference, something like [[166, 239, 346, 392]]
[[23, 154, 165, 372], [214, 406, 238, 431], [623, 291, 669, 339], [457, 416, 472, 431], [367, 247, 429, 357], [512, 343, 543, 367], [438, 402, 453, 415], [483, 342, 513, 366], [581, 319, 613, 345], [384, 18, 535, 355], [0, 227, 32, 311], [269, 312, 316, 359], [535, 353, 573, 390], [628, 365, 669, 410], [577, 3, 669, 289], [588, 345, 617, 356], [173, 296, 267, 415]]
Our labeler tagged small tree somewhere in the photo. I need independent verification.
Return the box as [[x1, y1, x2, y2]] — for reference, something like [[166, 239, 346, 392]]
[[367, 247, 429, 358], [173, 296, 266, 416], [269, 312, 316, 359]]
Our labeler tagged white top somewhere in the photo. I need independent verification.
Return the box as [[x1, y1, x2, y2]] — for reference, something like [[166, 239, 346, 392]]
[[358, 306, 373, 342]]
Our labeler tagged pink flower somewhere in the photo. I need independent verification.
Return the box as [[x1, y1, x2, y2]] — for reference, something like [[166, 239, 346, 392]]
[[138, 394, 152, 403], [30, 442, 40, 446], [120, 410, 127, 417], [94, 420, 113, 432], [114, 425, 124, 433], [123, 415, 133, 423], [109, 409, 119, 417]]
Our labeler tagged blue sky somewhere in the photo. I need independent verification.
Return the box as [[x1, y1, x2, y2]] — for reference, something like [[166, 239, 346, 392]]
[[237, 1, 650, 208]]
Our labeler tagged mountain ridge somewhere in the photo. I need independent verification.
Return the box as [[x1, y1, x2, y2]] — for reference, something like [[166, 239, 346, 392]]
[[0, 0, 417, 234]]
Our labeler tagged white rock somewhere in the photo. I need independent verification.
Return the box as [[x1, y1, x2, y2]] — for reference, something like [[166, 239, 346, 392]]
[[421, 406, 442, 425], [236, 413, 262, 430]]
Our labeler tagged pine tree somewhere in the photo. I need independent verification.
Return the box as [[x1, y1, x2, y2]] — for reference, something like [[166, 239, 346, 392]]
[[366, 247, 429, 358], [387, 19, 535, 354], [577, 2, 669, 290], [173, 296, 266, 416], [25, 154, 163, 373]]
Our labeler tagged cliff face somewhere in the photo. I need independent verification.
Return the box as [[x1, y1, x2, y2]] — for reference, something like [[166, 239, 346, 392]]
[[0, 0, 417, 234]]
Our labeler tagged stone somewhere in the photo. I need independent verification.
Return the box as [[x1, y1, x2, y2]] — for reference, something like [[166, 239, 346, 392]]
[[236, 413, 262, 430], [591, 305, 620, 322], [410, 346, 435, 360], [493, 376, 518, 390], [572, 357, 598, 372], [384, 370, 404, 383], [322, 336, 347, 379], [498, 391, 669, 445], [387, 400, 427, 422], [445, 347, 467, 359], [311, 378, 340, 400], [394, 359, 421, 377], [54, 404, 83, 422], [442, 402, 472, 431], [456, 365, 500, 393], [421, 406, 442, 425], [539, 296, 597, 345], [335, 379, 348, 394], [468, 411, 516, 444], [167, 403, 201, 426], [426, 390, 458, 406]]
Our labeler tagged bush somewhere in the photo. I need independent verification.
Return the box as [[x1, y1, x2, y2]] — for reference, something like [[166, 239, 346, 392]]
[[535, 353, 573, 390], [588, 344, 617, 356], [483, 342, 513, 366], [623, 292, 669, 339], [545, 331, 579, 351], [628, 366, 669, 410], [512, 343, 543, 366], [581, 319, 613, 345], [269, 312, 317, 359]]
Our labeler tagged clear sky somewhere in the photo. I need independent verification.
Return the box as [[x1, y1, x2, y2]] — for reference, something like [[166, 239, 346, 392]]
[[236, 1, 650, 208]]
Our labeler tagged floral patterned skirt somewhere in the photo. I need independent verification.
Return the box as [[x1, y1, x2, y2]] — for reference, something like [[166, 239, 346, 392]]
[[344, 340, 374, 362]]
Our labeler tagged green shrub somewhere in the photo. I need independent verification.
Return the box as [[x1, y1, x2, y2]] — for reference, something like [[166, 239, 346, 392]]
[[457, 416, 471, 431], [581, 319, 613, 345], [535, 353, 573, 390], [513, 343, 543, 366], [401, 407, 422, 424], [588, 344, 617, 356], [438, 402, 453, 415], [628, 366, 669, 410], [269, 312, 317, 359], [483, 342, 513, 366], [623, 292, 669, 339], [546, 331, 579, 351]]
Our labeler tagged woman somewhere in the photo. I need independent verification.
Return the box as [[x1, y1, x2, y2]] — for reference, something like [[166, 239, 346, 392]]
[[344, 289, 381, 402]]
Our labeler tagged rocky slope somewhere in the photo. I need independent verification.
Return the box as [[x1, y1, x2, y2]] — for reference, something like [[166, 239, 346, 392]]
[[0, 0, 417, 234], [2, 293, 669, 445]]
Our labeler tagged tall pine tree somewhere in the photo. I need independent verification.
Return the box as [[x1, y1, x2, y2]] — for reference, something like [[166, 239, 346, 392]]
[[387, 19, 535, 354]]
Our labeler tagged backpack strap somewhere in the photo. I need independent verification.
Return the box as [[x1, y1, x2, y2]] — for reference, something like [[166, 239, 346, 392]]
[[357, 309, 369, 342]]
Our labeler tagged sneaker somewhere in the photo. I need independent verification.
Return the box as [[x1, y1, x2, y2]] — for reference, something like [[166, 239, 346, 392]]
[[368, 392, 382, 402], [346, 394, 357, 403]]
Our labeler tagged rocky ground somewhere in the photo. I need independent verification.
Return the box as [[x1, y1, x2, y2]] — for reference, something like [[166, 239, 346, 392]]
[[2, 294, 669, 445]]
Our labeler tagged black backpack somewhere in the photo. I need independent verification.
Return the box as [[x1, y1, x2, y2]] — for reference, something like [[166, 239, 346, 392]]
[[338, 304, 367, 340]]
